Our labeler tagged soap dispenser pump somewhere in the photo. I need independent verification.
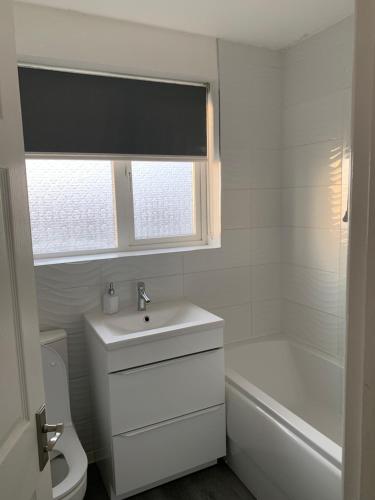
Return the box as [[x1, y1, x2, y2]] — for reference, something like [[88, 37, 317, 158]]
[[103, 282, 119, 315]]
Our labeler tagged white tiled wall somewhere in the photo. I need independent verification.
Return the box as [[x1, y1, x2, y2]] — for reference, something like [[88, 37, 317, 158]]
[[217, 39, 282, 344], [280, 17, 354, 359]]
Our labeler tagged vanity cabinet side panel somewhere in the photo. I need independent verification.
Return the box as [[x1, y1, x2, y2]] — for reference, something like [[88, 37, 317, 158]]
[[85, 321, 114, 492]]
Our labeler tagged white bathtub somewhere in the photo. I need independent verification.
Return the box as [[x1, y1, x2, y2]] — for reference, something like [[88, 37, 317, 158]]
[[225, 337, 343, 500]]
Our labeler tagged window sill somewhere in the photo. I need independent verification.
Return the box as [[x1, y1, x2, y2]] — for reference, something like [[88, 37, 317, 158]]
[[33, 240, 221, 267]]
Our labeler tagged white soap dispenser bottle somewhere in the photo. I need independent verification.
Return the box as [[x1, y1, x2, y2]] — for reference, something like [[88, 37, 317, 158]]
[[102, 282, 119, 315]]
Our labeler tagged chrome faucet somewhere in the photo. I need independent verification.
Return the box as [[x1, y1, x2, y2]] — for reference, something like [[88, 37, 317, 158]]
[[137, 281, 151, 311]]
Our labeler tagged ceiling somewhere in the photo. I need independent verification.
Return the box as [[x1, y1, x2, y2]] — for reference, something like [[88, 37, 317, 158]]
[[18, 0, 354, 49]]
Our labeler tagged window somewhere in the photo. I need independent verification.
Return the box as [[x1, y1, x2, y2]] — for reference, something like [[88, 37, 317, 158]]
[[25, 158, 207, 259], [19, 67, 217, 261], [130, 162, 197, 240]]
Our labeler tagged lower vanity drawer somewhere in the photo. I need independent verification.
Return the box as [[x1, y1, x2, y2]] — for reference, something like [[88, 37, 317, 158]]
[[112, 404, 226, 496], [109, 348, 225, 434]]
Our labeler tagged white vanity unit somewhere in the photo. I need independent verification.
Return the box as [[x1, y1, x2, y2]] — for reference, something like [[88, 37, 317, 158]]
[[84, 300, 226, 500]]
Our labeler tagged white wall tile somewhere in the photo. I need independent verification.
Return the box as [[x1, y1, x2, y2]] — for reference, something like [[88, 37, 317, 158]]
[[337, 316, 347, 361], [283, 18, 353, 108], [220, 67, 281, 115], [339, 226, 349, 278], [246, 149, 282, 190], [183, 229, 250, 273], [222, 68, 281, 111], [74, 417, 94, 454], [37, 285, 101, 332], [252, 300, 281, 337], [283, 91, 346, 148], [283, 264, 339, 315], [280, 19, 353, 360], [222, 190, 251, 229], [35, 262, 101, 289], [252, 264, 281, 301], [69, 376, 93, 422], [342, 88, 353, 149], [220, 54, 281, 149], [250, 189, 281, 227], [250, 227, 281, 264], [183, 267, 251, 309], [282, 140, 343, 188], [283, 300, 339, 357], [337, 269, 347, 320], [222, 148, 281, 190], [282, 227, 340, 273], [282, 186, 342, 229], [219, 38, 282, 202], [101, 253, 183, 284], [221, 99, 281, 151], [283, 48, 352, 109], [221, 148, 251, 190], [66, 329, 89, 380], [210, 303, 252, 344]]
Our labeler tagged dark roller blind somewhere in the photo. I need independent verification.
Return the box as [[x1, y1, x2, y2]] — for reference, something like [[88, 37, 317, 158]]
[[18, 67, 207, 157]]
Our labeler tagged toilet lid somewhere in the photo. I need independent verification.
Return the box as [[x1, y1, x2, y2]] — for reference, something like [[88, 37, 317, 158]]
[[41, 345, 72, 425]]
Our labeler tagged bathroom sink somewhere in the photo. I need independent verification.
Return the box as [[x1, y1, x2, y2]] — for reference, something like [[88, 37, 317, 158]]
[[107, 303, 199, 333], [84, 300, 224, 350]]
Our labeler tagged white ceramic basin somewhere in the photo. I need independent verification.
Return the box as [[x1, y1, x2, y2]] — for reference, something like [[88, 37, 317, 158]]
[[84, 300, 224, 350]]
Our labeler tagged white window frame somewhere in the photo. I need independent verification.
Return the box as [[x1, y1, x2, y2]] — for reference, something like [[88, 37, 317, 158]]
[[26, 155, 208, 260]]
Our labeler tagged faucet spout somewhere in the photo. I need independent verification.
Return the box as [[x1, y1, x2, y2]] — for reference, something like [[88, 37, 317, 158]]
[[137, 282, 151, 311]]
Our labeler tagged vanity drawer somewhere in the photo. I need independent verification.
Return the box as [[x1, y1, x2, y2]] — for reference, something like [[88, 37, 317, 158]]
[[109, 348, 225, 435], [112, 404, 226, 496]]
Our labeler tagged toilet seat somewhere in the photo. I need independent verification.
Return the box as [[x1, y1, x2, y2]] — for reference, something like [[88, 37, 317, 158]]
[[52, 425, 88, 500]]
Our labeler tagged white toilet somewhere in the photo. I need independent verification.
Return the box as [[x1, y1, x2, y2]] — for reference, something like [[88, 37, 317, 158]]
[[40, 330, 88, 500]]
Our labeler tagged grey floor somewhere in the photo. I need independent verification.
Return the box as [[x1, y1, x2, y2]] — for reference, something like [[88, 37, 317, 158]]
[[84, 462, 256, 500]]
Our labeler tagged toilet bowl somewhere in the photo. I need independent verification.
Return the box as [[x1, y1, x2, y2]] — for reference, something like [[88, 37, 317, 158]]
[[40, 330, 88, 500]]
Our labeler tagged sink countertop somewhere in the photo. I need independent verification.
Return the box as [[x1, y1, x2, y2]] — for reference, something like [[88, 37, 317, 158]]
[[84, 300, 224, 350]]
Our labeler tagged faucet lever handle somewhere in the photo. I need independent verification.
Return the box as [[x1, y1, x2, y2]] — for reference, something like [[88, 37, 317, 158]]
[[137, 281, 151, 309], [137, 281, 145, 290]]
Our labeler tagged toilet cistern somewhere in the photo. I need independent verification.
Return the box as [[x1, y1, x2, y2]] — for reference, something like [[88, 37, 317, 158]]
[[137, 281, 151, 311]]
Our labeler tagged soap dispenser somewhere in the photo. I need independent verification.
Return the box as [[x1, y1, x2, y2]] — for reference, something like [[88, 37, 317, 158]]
[[102, 282, 119, 315]]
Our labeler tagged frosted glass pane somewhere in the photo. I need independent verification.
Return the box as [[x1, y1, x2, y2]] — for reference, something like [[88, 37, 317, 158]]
[[26, 159, 117, 255], [131, 162, 194, 240]]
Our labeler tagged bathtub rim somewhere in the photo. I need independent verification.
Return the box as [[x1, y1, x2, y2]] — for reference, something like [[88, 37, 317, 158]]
[[225, 340, 342, 470], [225, 334, 344, 369]]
